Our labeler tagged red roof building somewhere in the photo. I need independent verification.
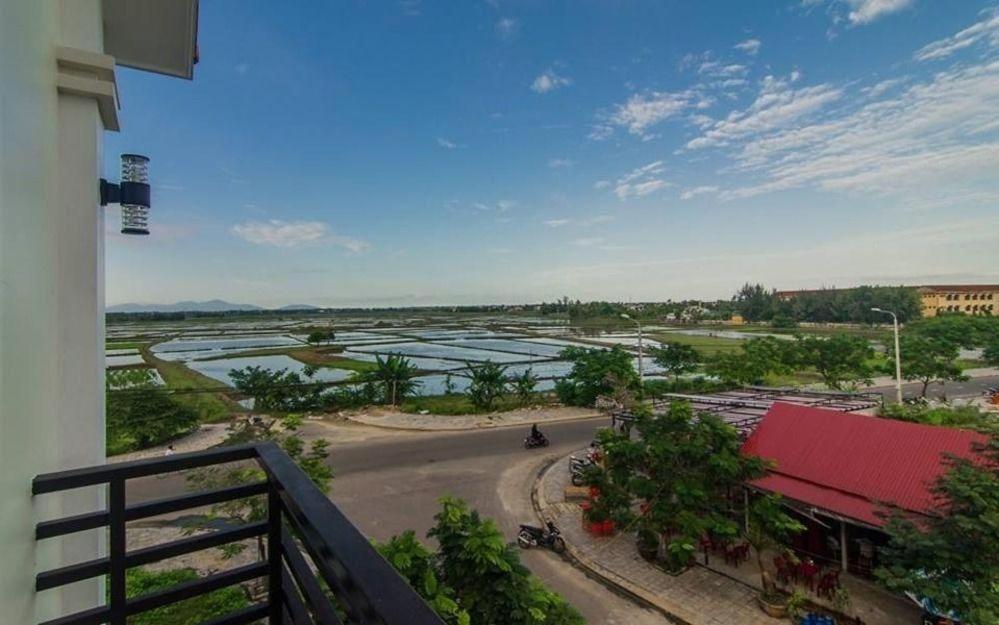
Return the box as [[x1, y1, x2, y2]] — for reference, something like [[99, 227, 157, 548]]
[[742, 403, 988, 528]]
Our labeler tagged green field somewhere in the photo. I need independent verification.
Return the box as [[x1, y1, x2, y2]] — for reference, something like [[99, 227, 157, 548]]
[[650, 332, 746, 356], [106, 341, 151, 351], [143, 350, 243, 423]]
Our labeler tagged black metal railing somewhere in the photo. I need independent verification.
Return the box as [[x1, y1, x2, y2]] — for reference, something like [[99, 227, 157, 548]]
[[33, 442, 444, 625]]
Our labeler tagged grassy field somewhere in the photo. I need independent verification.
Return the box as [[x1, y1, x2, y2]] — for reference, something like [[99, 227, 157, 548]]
[[650, 332, 746, 356], [143, 350, 243, 423], [288, 348, 379, 373], [705, 323, 890, 341], [107, 341, 151, 350]]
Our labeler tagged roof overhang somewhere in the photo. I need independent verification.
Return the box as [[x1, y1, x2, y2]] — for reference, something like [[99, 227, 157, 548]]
[[102, 0, 199, 79]]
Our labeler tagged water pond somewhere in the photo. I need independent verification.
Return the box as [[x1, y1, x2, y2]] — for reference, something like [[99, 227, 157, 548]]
[[187, 354, 354, 387]]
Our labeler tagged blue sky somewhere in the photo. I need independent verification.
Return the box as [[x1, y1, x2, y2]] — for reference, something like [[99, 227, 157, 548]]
[[105, 0, 999, 307]]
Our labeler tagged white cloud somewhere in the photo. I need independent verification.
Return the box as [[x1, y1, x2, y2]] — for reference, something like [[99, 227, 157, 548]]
[[572, 237, 604, 247], [734, 38, 762, 56], [548, 157, 574, 168], [844, 0, 913, 25], [680, 186, 719, 200], [231, 220, 369, 253], [914, 8, 999, 61], [581, 214, 615, 226], [862, 77, 907, 98], [496, 17, 519, 39], [472, 200, 516, 213], [593, 180, 610, 189], [614, 161, 673, 200], [698, 62, 748, 77], [686, 74, 842, 149], [588, 125, 614, 141], [607, 90, 696, 138], [531, 69, 571, 93], [544, 219, 571, 228], [718, 59, 999, 199], [437, 137, 464, 149]]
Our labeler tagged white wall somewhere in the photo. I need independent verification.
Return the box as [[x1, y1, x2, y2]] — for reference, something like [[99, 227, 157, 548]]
[[0, 1, 107, 622]]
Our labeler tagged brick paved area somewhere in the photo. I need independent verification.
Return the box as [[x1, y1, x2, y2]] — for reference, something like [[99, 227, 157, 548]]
[[536, 452, 920, 625], [537, 453, 783, 625]]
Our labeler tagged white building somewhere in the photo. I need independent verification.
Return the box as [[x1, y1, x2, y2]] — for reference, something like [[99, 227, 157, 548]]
[[0, 2, 198, 622]]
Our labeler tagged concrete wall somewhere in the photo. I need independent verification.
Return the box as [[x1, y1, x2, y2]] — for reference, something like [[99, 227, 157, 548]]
[[0, 1, 107, 622]]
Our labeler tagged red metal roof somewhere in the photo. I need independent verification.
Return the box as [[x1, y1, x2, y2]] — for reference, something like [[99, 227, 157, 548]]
[[742, 403, 988, 527]]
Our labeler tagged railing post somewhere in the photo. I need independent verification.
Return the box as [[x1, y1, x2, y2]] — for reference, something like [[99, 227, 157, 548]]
[[109, 477, 127, 625], [267, 482, 283, 624]]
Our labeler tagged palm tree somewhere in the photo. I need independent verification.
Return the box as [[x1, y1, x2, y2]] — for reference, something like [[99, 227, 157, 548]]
[[467, 361, 508, 411], [372, 354, 421, 405], [510, 368, 538, 405]]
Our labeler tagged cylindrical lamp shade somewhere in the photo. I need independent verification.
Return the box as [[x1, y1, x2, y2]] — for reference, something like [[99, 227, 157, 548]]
[[120, 154, 150, 235]]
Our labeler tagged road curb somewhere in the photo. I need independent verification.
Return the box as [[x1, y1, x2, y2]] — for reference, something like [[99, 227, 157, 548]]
[[529, 453, 692, 625], [346, 412, 605, 432]]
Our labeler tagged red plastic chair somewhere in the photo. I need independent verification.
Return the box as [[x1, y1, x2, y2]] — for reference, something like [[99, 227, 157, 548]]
[[798, 559, 819, 591]]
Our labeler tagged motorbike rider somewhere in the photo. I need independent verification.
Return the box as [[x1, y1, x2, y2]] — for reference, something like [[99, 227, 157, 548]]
[[530, 423, 542, 442]]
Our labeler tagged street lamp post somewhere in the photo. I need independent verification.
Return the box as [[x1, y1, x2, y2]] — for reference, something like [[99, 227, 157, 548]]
[[620, 313, 643, 383], [871, 307, 903, 404]]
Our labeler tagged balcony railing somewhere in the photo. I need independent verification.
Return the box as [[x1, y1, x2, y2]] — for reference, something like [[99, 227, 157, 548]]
[[33, 442, 444, 625]]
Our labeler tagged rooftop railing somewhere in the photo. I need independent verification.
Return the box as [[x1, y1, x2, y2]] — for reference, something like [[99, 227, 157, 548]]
[[33, 442, 444, 625]]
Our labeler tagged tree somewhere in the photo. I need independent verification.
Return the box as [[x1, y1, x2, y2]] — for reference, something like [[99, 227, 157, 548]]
[[982, 339, 999, 367], [594, 401, 768, 572], [370, 354, 421, 405], [892, 334, 968, 397], [744, 494, 805, 593], [733, 283, 777, 322], [705, 337, 794, 386], [375, 531, 470, 625], [466, 361, 508, 411], [229, 365, 308, 411], [427, 497, 584, 625], [907, 314, 999, 351], [555, 346, 639, 407], [794, 334, 874, 390], [875, 444, 999, 625], [650, 342, 700, 383], [306, 329, 335, 345], [509, 368, 538, 405], [185, 414, 332, 560], [106, 369, 199, 453]]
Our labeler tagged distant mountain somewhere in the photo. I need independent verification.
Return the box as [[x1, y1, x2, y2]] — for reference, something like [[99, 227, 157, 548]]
[[278, 304, 320, 311], [107, 300, 264, 313]]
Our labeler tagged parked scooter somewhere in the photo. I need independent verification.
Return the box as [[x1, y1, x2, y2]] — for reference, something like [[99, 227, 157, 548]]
[[568, 455, 593, 486], [517, 521, 566, 553]]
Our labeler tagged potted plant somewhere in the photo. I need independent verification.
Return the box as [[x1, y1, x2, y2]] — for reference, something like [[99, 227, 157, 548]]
[[744, 494, 805, 617], [636, 527, 659, 561], [785, 589, 807, 622]]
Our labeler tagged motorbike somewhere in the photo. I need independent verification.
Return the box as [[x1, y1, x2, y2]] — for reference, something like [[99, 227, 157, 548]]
[[568, 455, 594, 486], [517, 521, 566, 553], [523, 432, 549, 449]]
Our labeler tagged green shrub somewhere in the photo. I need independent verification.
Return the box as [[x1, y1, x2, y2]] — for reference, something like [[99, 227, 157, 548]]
[[119, 567, 248, 625]]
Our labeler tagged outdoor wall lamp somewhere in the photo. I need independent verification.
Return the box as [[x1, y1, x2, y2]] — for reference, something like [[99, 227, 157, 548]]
[[100, 153, 151, 235]]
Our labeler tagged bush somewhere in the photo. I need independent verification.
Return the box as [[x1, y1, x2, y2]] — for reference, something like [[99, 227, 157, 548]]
[[120, 567, 248, 625]]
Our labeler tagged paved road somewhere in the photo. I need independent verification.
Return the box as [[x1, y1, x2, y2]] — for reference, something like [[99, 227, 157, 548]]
[[873, 374, 998, 401], [127, 376, 996, 623], [129, 416, 667, 623]]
